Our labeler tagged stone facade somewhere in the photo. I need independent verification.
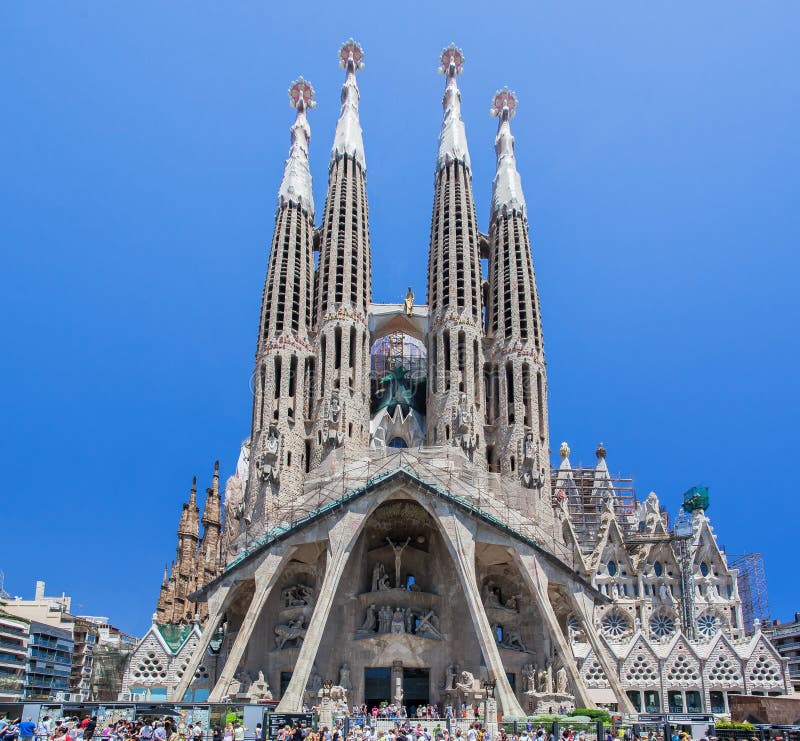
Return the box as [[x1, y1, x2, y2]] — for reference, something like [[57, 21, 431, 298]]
[[122, 41, 792, 715]]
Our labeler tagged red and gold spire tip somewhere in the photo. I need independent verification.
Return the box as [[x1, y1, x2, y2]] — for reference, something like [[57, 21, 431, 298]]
[[490, 87, 518, 119], [438, 43, 464, 76], [339, 38, 365, 71], [288, 77, 316, 110]]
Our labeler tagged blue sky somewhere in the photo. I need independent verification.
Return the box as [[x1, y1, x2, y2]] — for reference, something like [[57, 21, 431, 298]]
[[1, 2, 798, 636]]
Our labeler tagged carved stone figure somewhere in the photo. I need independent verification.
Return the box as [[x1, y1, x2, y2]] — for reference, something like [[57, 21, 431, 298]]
[[521, 432, 545, 489], [404, 286, 414, 316], [416, 609, 442, 639], [386, 536, 411, 588], [442, 663, 458, 690], [255, 426, 281, 483], [537, 667, 547, 694], [404, 607, 415, 634], [483, 580, 502, 608], [522, 663, 537, 693], [390, 607, 405, 634], [378, 605, 393, 633], [326, 390, 345, 447], [274, 616, 306, 649], [282, 584, 313, 607], [611, 582, 619, 599], [371, 562, 385, 592], [357, 604, 377, 633], [505, 594, 519, 611], [339, 662, 352, 691], [556, 665, 568, 695], [544, 662, 554, 694], [454, 392, 476, 453], [502, 626, 526, 651], [246, 670, 273, 701], [455, 670, 476, 694]]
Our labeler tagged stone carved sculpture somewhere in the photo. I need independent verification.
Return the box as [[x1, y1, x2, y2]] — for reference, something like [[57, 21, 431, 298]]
[[378, 605, 393, 633], [454, 392, 476, 454], [357, 604, 442, 640], [255, 426, 281, 483], [386, 536, 411, 588], [482, 581, 503, 608], [372, 562, 391, 591], [442, 663, 458, 690], [274, 616, 306, 649], [498, 625, 526, 652], [339, 662, 352, 691], [281, 584, 314, 607], [390, 607, 405, 634], [416, 609, 442, 639], [455, 670, 476, 694], [544, 662, 554, 694], [556, 665, 568, 695], [522, 663, 537, 693], [246, 670, 273, 701], [357, 604, 377, 633], [521, 432, 546, 490], [404, 286, 414, 316], [325, 390, 345, 447]]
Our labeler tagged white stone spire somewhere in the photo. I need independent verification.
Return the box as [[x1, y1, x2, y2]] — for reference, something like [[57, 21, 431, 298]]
[[437, 43, 471, 171], [278, 77, 316, 215], [490, 87, 526, 217], [331, 39, 366, 170]]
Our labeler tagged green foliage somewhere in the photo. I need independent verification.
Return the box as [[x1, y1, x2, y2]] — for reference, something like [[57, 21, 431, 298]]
[[569, 709, 612, 724], [714, 721, 755, 730]]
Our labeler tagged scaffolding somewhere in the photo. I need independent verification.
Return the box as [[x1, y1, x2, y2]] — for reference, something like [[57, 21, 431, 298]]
[[552, 466, 638, 551], [729, 552, 770, 632]]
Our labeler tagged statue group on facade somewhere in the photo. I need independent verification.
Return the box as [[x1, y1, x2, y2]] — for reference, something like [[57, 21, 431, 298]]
[[356, 603, 442, 639], [521, 660, 574, 713], [274, 615, 307, 649], [281, 583, 314, 608]]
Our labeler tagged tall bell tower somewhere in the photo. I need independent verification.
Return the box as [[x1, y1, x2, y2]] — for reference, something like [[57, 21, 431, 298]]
[[425, 45, 486, 462], [242, 78, 318, 539], [311, 39, 373, 465], [485, 88, 550, 497]]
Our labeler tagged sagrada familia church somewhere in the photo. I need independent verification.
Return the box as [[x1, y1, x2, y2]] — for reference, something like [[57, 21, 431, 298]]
[[121, 42, 793, 716]]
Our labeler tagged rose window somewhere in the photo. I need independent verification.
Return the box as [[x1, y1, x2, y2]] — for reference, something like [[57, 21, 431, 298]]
[[698, 614, 719, 637], [650, 613, 676, 638], [602, 612, 630, 638]]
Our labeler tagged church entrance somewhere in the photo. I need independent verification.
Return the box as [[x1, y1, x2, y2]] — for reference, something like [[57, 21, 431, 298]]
[[364, 666, 392, 709], [403, 667, 430, 715]]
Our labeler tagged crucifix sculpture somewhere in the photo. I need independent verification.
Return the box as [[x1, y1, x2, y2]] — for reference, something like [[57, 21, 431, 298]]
[[386, 536, 411, 588]]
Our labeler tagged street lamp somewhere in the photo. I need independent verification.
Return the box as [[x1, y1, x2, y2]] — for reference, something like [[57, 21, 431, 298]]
[[322, 679, 333, 699], [482, 679, 496, 699]]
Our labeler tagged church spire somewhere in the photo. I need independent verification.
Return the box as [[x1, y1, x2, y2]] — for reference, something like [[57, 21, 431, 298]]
[[425, 44, 485, 460], [241, 79, 319, 537], [331, 39, 366, 170], [490, 87, 526, 217], [311, 39, 373, 466], [437, 43, 471, 171], [277, 77, 316, 215], [486, 89, 549, 493]]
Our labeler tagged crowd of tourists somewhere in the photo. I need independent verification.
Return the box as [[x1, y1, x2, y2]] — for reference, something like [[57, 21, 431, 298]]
[[0, 716, 251, 741]]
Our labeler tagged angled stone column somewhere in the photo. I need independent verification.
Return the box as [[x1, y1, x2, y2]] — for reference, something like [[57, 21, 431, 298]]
[[276, 508, 368, 711], [567, 582, 635, 713], [208, 547, 294, 702], [170, 581, 235, 701], [515, 551, 596, 709], [435, 507, 526, 718]]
